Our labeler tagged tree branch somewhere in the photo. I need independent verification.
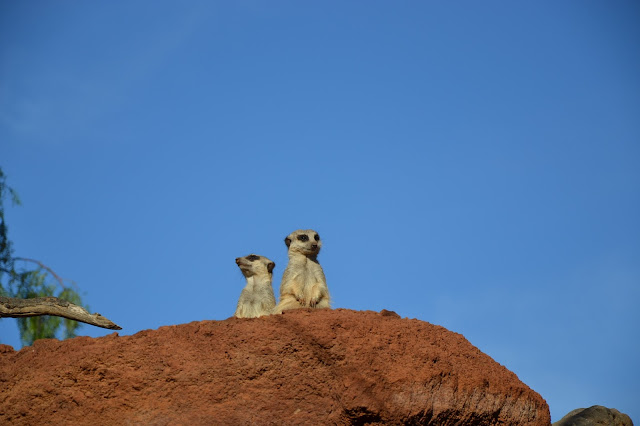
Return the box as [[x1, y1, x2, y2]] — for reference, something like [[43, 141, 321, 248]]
[[13, 257, 69, 288], [0, 296, 122, 330]]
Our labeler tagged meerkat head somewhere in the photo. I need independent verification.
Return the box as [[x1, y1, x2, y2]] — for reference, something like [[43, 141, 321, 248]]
[[235, 254, 275, 278], [284, 229, 322, 256]]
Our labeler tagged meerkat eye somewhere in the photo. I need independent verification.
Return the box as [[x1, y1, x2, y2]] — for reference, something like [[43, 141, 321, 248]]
[[246, 255, 260, 261], [297, 235, 309, 242], [314, 234, 320, 241]]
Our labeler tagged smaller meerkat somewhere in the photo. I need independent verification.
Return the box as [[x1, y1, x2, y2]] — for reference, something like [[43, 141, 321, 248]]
[[234, 254, 276, 318], [273, 229, 329, 314]]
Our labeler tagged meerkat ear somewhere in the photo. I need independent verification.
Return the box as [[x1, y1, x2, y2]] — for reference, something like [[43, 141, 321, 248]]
[[267, 262, 275, 273], [285, 237, 291, 248]]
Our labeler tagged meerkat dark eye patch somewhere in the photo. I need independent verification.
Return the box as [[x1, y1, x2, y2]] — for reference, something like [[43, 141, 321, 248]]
[[314, 234, 320, 241], [246, 255, 260, 261], [297, 234, 309, 242]]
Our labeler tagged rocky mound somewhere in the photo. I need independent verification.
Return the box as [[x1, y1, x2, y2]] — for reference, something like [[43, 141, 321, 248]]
[[0, 309, 550, 425], [553, 405, 633, 426]]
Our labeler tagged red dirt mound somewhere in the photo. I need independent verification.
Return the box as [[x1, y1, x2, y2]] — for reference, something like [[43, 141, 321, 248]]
[[0, 308, 550, 425]]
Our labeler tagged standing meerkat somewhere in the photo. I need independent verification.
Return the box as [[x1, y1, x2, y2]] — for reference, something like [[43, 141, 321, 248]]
[[234, 254, 276, 318], [273, 229, 330, 314]]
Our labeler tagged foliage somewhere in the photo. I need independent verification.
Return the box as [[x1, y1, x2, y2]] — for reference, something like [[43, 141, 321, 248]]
[[0, 167, 87, 346], [0, 168, 21, 282]]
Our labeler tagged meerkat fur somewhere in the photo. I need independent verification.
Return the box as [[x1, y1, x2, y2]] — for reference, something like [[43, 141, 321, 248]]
[[273, 229, 329, 314], [234, 254, 276, 318]]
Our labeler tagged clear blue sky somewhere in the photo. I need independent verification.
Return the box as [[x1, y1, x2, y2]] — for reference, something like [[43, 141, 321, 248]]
[[1, 1, 639, 422]]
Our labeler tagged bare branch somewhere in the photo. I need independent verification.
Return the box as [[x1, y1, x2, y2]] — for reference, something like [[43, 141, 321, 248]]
[[0, 296, 122, 330], [13, 257, 68, 288]]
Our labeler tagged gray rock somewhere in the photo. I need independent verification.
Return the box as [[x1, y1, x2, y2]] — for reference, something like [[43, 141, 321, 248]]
[[553, 405, 633, 426]]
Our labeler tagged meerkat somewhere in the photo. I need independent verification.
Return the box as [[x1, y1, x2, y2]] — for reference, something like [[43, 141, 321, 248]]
[[273, 229, 330, 314], [234, 254, 276, 318]]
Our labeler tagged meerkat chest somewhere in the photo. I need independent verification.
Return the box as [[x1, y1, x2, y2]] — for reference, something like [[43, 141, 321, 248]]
[[243, 278, 272, 297], [243, 286, 269, 301], [299, 263, 324, 287]]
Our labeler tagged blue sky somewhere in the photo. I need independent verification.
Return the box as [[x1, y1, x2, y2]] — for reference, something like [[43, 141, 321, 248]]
[[1, 1, 639, 422]]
